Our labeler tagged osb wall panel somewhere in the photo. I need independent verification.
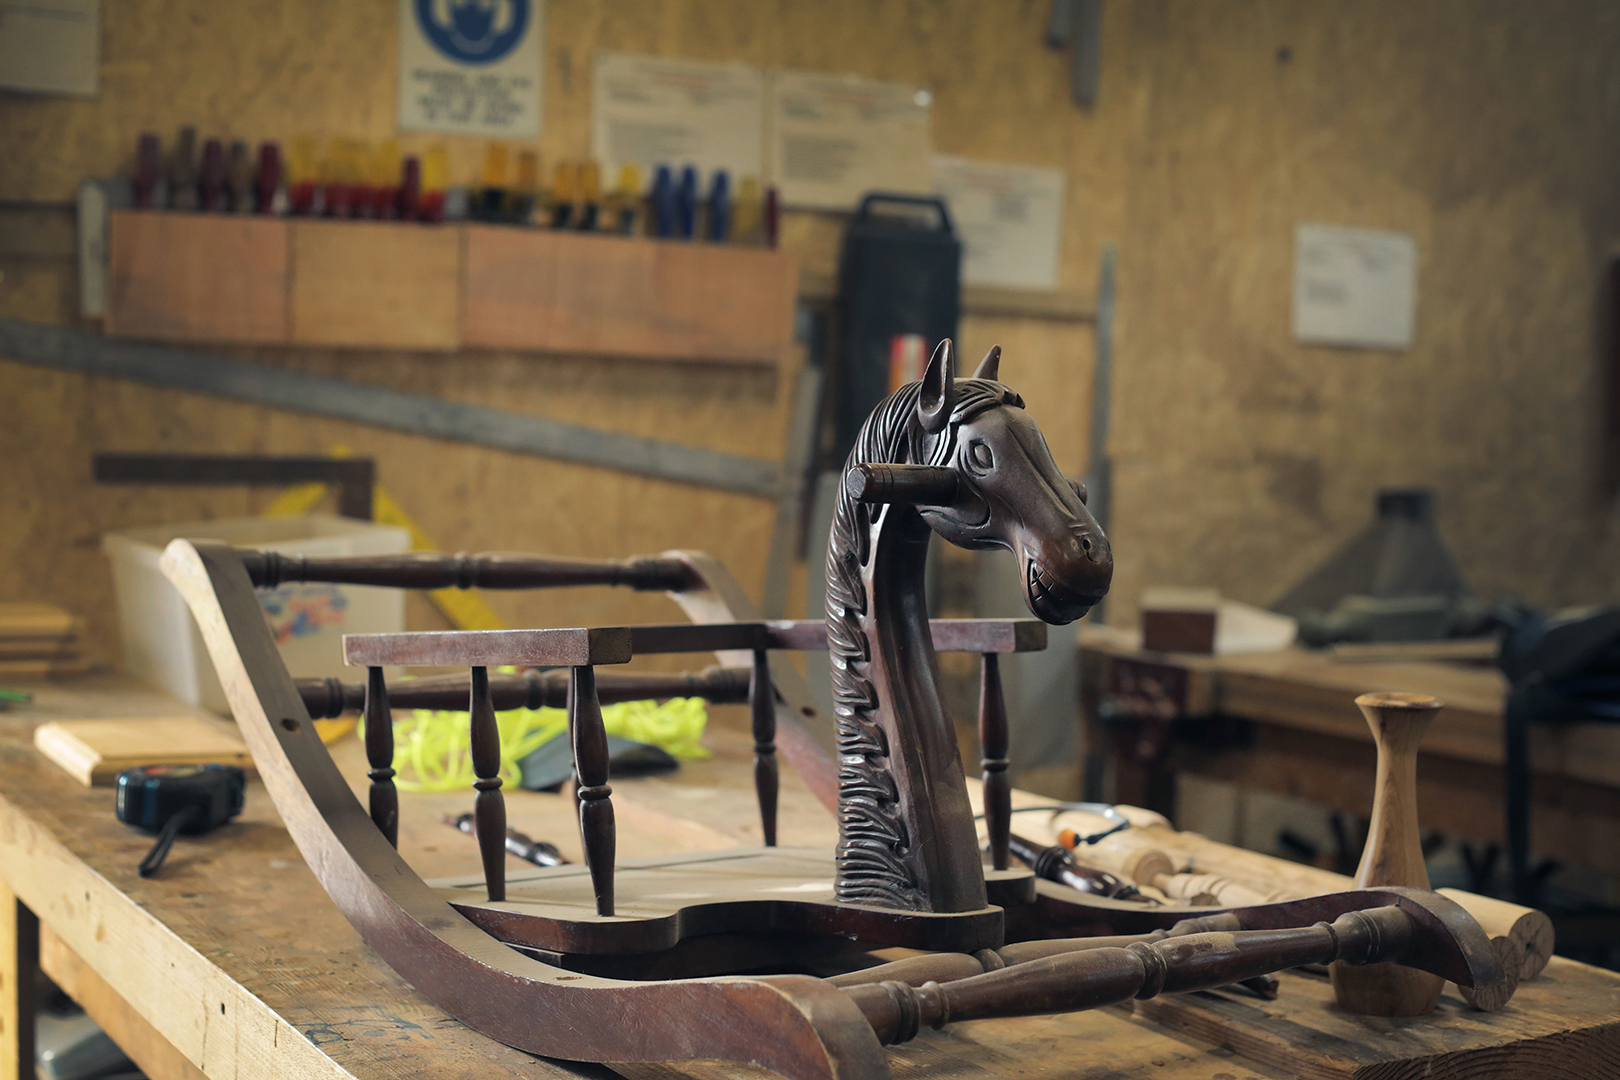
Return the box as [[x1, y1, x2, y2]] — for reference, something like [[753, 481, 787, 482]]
[[1106, 1, 1620, 621], [4, 0, 1620, 675]]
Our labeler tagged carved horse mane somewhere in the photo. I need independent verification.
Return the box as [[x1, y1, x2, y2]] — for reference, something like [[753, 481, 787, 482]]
[[828, 341, 1114, 913]]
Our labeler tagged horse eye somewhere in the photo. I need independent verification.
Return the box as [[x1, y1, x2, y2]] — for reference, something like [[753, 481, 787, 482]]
[[970, 442, 993, 469]]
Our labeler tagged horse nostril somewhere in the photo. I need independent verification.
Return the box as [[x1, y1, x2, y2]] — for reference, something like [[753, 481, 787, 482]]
[[1080, 537, 1092, 552]]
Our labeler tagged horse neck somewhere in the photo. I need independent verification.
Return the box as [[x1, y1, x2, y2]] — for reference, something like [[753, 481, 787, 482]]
[[826, 414, 987, 914]]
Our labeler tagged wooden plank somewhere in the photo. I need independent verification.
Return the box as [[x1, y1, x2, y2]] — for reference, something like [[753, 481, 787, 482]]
[[462, 227, 796, 364], [32, 716, 254, 786], [39, 927, 208, 1080], [291, 221, 461, 348], [107, 211, 289, 343], [0, 881, 38, 1080]]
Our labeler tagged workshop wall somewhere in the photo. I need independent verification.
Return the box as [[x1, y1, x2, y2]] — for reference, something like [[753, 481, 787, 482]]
[[2, 0, 1619, 673]]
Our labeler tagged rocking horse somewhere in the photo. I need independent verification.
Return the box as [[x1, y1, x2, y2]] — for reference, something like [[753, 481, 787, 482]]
[[161, 341, 1504, 1080]]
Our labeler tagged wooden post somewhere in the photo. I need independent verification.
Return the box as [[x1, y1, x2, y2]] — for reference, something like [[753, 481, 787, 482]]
[[1331, 692, 1446, 1016], [979, 654, 1011, 871], [468, 666, 506, 903], [0, 883, 38, 1080], [571, 665, 616, 916], [363, 665, 398, 847], [750, 649, 778, 846]]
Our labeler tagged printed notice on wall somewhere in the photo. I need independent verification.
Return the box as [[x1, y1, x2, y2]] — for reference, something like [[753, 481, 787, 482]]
[[933, 156, 1064, 290], [1292, 224, 1417, 350], [0, 0, 99, 96], [592, 54, 765, 182], [769, 71, 933, 211], [398, 0, 544, 137]]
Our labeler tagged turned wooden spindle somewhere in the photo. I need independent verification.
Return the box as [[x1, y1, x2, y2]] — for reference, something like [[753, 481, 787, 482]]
[[749, 649, 778, 846], [362, 665, 398, 848], [468, 666, 506, 903], [571, 664, 616, 916], [978, 653, 1011, 871], [1331, 691, 1445, 1017]]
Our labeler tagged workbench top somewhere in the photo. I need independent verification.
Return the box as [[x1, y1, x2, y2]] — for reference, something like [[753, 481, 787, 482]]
[[2, 674, 1618, 1080]]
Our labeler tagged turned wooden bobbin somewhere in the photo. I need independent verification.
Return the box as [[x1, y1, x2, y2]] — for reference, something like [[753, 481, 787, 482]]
[[1331, 691, 1446, 1016]]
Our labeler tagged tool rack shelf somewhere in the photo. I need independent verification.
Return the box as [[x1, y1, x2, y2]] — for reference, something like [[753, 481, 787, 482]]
[[105, 210, 798, 365]]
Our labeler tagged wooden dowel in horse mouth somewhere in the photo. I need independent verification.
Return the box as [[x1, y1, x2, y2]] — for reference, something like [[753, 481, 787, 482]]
[[845, 463, 960, 506]]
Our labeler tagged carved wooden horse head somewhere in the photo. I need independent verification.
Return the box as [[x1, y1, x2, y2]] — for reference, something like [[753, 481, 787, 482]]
[[828, 340, 1114, 915]]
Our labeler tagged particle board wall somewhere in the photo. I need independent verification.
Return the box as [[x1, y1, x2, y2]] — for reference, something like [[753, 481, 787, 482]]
[[2, 0, 1620, 677]]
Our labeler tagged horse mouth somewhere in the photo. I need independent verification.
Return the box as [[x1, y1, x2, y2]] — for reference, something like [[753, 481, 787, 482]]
[[1026, 560, 1104, 624]]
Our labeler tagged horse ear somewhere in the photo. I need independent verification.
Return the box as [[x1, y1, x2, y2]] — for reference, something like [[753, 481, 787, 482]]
[[916, 339, 955, 434], [972, 345, 1001, 381]]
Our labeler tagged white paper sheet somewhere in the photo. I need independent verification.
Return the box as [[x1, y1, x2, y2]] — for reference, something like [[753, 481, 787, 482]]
[[591, 53, 765, 182], [932, 156, 1064, 290], [1292, 223, 1417, 350], [768, 71, 932, 210], [0, 0, 99, 96], [397, 0, 544, 137]]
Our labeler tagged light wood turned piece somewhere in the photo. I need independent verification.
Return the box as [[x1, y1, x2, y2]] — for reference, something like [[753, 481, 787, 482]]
[[1330, 691, 1446, 1017], [1118, 849, 1280, 908]]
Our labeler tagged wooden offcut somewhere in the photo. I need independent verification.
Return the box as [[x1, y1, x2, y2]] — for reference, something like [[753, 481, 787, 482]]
[[33, 716, 254, 786], [106, 212, 289, 343], [290, 220, 460, 349], [461, 227, 797, 364]]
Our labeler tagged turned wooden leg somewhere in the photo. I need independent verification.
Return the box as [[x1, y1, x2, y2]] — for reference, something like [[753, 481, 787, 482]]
[[469, 666, 506, 903], [571, 665, 616, 916], [979, 654, 1011, 871], [363, 665, 398, 848], [1330, 691, 1445, 1017], [750, 649, 779, 846]]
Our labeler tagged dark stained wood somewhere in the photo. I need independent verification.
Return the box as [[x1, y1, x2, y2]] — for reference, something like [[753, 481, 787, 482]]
[[751, 650, 780, 847], [468, 667, 506, 903], [825, 341, 1110, 913], [1005, 833, 1145, 901], [571, 665, 616, 917], [163, 538, 891, 1080], [362, 666, 398, 848], [343, 627, 633, 668], [296, 667, 754, 717], [765, 618, 1046, 654], [845, 463, 959, 506], [238, 549, 696, 592], [978, 654, 1010, 871], [844, 902, 1479, 1045]]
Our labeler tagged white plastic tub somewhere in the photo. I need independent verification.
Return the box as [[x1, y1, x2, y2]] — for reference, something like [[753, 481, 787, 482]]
[[104, 514, 410, 712]]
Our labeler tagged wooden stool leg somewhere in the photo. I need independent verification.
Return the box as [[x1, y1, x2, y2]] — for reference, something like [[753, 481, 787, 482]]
[[363, 665, 398, 848], [1331, 691, 1445, 1016], [750, 649, 779, 846], [571, 665, 616, 916], [979, 653, 1011, 871], [469, 666, 506, 903]]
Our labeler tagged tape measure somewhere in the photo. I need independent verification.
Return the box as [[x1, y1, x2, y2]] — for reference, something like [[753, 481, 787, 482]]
[[115, 764, 246, 877]]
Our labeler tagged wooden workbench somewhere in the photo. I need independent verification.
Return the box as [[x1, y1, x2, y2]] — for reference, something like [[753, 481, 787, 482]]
[[1079, 625, 1620, 876], [3, 673, 1619, 1080]]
